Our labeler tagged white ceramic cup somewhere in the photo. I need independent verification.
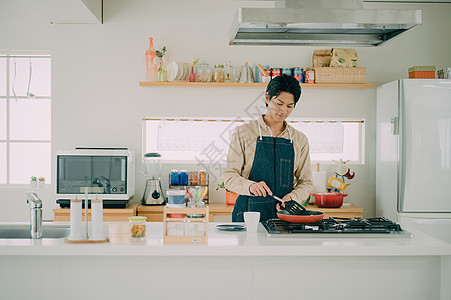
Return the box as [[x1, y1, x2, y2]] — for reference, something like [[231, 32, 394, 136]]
[[244, 212, 260, 233]]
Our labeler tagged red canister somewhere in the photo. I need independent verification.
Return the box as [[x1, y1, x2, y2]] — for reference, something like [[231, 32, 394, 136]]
[[264, 68, 272, 78], [305, 69, 315, 83], [271, 68, 281, 79]]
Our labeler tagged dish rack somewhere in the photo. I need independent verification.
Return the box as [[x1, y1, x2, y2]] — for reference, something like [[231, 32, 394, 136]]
[[163, 206, 209, 244]]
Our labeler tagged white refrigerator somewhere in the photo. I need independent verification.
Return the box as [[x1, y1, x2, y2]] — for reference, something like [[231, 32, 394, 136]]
[[376, 79, 451, 243]]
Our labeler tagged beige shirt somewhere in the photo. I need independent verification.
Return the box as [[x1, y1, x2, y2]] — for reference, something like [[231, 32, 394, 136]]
[[223, 115, 313, 203]]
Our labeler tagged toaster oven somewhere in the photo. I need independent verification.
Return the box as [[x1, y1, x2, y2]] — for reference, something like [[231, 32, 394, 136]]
[[56, 148, 135, 208]]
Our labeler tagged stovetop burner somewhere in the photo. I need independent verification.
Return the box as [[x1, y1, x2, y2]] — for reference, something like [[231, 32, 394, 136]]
[[263, 217, 410, 238]]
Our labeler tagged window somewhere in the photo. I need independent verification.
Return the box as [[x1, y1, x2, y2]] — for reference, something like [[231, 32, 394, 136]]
[[143, 117, 364, 164], [0, 54, 51, 185]]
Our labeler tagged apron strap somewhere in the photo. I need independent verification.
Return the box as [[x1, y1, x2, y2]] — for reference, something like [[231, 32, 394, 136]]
[[258, 123, 263, 140], [287, 126, 293, 143]]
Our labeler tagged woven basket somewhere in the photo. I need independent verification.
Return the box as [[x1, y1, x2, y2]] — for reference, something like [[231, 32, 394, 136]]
[[314, 67, 366, 84]]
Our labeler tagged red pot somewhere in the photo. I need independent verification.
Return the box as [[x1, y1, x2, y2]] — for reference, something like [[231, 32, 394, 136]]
[[312, 192, 348, 208]]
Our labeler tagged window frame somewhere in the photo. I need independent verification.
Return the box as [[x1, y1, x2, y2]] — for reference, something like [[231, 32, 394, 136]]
[[142, 117, 365, 165], [0, 54, 51, 186]]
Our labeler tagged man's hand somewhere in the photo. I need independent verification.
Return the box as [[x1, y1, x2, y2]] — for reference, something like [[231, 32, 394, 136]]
[[276, 194, 293, 211], [249, 181, 272, 197]]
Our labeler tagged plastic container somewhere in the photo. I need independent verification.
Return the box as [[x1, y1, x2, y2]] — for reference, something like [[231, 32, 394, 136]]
[[108, 222, 132, 244], [167, 190, 186, 204], [166, 203, 186, 218], [128, 216, 147, 240]]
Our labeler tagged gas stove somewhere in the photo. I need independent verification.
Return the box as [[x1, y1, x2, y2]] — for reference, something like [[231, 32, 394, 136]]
[[262, 217, 413, 238]]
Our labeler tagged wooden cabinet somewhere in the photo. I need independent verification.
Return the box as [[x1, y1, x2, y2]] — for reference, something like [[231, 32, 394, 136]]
[[53, 202, 362, 222], [137, 203, 234, 222], [308, 203, 363, 219], [53, 202, 139, 222], [138, 203, 363, 221]]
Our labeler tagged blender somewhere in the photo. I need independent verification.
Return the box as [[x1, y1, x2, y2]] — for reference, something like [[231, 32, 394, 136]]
[[142, 153, 165, 205]]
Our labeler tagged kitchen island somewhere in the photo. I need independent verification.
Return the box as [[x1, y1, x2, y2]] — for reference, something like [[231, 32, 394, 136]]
[[0, 222, 450, 300]]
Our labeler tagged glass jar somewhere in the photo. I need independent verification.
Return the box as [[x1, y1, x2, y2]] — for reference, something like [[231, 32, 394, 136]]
[[195, 61, 211, 82], [198, 170, 207, 186], [190, 171, 199, 186], [187, 200, 205, 218], [128, 216, 147, 240], [213, 65, 225, 82]]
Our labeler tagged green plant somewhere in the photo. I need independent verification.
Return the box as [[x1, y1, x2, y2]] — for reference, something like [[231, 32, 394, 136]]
[[156, 46, 166, 58], [30, 176, 37, 181], [216, 181, 233, 193]]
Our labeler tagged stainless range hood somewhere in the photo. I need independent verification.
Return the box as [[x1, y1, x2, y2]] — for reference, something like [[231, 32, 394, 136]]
[[229, 0, 421, 47]]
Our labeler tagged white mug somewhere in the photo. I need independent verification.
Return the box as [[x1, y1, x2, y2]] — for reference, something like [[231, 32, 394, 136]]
[[244, 212, 260, 233]]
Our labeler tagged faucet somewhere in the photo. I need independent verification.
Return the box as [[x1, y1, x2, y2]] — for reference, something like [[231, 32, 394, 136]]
[[25, 192, 42, 239]]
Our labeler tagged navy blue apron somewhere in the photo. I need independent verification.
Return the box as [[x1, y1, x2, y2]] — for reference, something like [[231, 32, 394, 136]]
[[232, 125, 295, 223]]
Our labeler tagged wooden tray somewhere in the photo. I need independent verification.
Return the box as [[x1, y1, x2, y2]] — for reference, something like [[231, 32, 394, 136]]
[[64, 237, 109, 244]]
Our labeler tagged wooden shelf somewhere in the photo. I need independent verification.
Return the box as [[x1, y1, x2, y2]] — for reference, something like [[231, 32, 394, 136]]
[[139, 81, 374, 89]]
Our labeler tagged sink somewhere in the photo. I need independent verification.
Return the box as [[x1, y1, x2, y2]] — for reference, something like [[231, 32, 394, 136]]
[[0, 223, 70, 239]]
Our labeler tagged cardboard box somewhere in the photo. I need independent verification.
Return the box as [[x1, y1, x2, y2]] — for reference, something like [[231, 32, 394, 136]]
[[330, 48, 359, 67], [312, 49, 332, 68]]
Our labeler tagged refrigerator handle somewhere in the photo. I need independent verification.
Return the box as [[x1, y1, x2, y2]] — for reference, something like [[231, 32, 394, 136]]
[[390, 117, 399, 135]]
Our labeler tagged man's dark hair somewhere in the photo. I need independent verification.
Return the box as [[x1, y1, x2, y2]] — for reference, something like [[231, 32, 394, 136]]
[[265, 74, 301, 107]]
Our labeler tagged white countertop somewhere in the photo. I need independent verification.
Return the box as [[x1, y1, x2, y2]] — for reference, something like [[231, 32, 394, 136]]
[[0, 222, 450, 257]]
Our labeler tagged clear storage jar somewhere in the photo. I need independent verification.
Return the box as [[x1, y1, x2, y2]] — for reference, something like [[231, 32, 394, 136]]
[[195, 61, 211, 82], [128, 216, 147, 240], [213, 65, 225, 82]]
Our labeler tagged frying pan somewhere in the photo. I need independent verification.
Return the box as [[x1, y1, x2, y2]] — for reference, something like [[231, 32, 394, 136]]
[[277, 209, 325, 223]]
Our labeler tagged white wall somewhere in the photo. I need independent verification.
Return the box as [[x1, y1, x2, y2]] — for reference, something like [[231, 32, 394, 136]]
[[0, 0, 450, 221]]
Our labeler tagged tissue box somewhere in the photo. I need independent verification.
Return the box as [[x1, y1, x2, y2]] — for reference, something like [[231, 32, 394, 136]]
[[408, 66, 436, 79]]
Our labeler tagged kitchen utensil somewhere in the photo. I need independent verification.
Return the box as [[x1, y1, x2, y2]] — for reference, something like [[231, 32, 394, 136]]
[[270, 194, 306, 215], [238, 61, 253, 83], [142, 153, 165, 205], [216, 224, 246, 231], [311, 163, 326, 195], [312, 192, 348, 208], [276, 209, 325, 223], [26, 60, 35, 98]]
